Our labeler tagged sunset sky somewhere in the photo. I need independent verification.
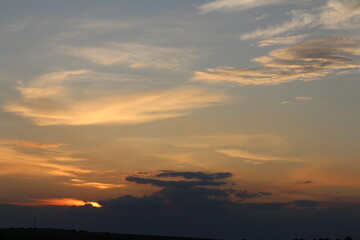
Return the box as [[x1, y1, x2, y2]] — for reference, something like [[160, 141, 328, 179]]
[[1, 0, 360, 239]]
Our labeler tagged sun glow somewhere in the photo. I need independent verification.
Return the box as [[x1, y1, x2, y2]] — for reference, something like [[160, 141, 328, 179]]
[[7, 198, 102, 208]]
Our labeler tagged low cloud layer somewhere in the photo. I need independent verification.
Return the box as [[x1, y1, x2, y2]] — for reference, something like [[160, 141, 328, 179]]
[[155, 170, 233, 180], [193, 36, 360, 85], [125, 170, 232, 188], [1, 171, 359, 239]]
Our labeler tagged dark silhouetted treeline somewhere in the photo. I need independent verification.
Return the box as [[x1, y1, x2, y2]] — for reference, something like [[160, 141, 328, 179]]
[[293, 237, 353, 240], [0, 228, 214, 240]]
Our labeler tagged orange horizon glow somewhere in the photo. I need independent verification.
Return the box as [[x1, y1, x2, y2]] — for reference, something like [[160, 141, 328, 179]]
[[5, 198, 102, 208]]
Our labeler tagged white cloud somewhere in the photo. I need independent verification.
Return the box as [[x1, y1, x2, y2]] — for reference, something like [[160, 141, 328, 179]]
[[199, 0, 290, 14]]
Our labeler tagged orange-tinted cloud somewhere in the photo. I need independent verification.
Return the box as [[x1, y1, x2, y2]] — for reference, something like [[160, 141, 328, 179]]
[[0, 140, 92, 178], [67, 179, 126, 189], [5, 70, 226, 126], [7, 198, 102, 208], [16, 141, 64, 148], [193, 36, 360, 85]]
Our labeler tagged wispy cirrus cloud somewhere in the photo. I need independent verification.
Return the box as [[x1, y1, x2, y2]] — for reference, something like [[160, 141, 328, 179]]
[[16, 141, 65, 148], [193, 36, 360, 85], [240, 0, 360, 40], [199, 0, 291, 14], [257, 34, 308, 47], [60, 43, 197, 71], [295, 96, 313, 101], [4, 70, 226, 126], [240, 11, 315, 40], [67, 179, 126, 189], [216, 149, 293, 164], [0, 140, 91, 178]]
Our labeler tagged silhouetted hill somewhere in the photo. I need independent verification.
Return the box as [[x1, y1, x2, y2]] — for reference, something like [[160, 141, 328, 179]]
[[0, 228, 215, 240]]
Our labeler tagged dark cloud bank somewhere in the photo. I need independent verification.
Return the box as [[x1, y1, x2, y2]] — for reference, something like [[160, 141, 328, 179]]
[[1, 171, 359, 240]]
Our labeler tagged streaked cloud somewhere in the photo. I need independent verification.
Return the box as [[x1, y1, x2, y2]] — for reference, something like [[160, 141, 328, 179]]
[[193, 36, 360, 85], [60, 43, 197, 71], [5, 70, 226, 126], [280, 96, 313, 105], [75, 20, 132, 31], [199, 0, 290, 14], [0, 140, 92, 177], [255, 14, 269, 21], [295, 96, 313, 101], [16, 141, 65, 148], [279, 101, 295, 105], [236, 190, 271, 199], [241, 11, 315, 40], [156, 170, 232, 180], [240, 0, 360, 40], [257, 34, 308, 47], [216, 149, 293, 164], [67, 179, 126, 189], [120, 134, 286, 149]]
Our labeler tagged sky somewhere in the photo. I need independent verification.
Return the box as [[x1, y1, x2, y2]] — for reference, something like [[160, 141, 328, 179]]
[[0, 0, 360, 239]]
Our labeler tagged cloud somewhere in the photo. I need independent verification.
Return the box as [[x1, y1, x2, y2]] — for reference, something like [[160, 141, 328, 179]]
[[0, 140, 92, 178], [257, 34, 309, 47], [60, 43, 197, 71], [5, 70, 226, 126], [240, 0, 360, 40], [279, 101, 295, 105], [75, 20, 132, 31], [320, 0, 360, 29], [199, 0, 290, 14], [155, 170, 232, 180], [125, 176, 227, 188], [15, 141, 65, 148], [1, 171, 359, 239], [297, 181, 314, 184], [235, 190, 272, 199], [216, 149, 293, 163], [295, 96, 313, 101], [121, 134, 286, 149], [286, 200, 320, 209], [255, 14, 269, 21], [240, 11, 315, 40], [192, 36, 360, 85], [280, 96, 313, 105], [6, 198, 101, 208], [67, 179, 126, 189]]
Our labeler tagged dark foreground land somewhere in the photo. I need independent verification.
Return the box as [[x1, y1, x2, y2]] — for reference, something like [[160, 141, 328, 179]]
[[0, 228, 214, 240]]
